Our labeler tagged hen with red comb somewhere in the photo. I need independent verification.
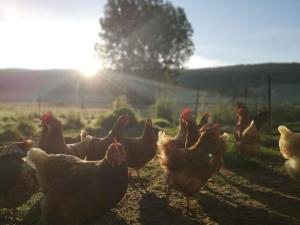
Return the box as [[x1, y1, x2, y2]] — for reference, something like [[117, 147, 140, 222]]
[[41, 111, 53, 124], [180, 107, 192, 121]]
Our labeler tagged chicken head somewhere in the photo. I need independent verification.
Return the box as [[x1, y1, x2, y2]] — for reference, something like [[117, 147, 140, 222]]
[[106, 139, 126, 167]]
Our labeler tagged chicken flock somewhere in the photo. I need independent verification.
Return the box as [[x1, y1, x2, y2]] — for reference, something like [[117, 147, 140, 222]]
[[0, 102, 299, 225]]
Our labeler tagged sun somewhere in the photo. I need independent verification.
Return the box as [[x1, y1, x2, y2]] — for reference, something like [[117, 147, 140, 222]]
[[76, 59, 101, 78]]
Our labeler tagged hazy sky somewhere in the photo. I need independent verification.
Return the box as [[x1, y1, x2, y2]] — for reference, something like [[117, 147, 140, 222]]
[[0, 0, 299, 73]]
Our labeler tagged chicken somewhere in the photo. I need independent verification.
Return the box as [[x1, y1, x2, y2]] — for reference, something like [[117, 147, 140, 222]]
[[185, 112, 200, 148], [39, 112, 92, 159], [158, 123, 227, 211], [278, 126, 300, 159], [278, 126, 300, 181], [172, 109, 189, 148], [172, 108, 199, 149], [119, 118, 158, 178], [0, 140, 38, 218], [235, 121, 260, 156], [234, 102, 269, 156], [85, 114, 129, 160], [27, 139, 128, 225], [236, 102, 252, 137]]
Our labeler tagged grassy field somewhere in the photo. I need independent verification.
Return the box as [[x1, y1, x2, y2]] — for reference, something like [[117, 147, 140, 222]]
[[0, 103, 300, 225]]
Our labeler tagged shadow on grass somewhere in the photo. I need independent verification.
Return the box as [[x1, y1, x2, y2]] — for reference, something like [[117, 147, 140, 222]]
[[139, 192, 201, 225], [197, 190, 300, 225], [228, 166, 300, 197], [222, 174, 300, 221], [95, 211, 129, 225], [224, 150, 266, 171]]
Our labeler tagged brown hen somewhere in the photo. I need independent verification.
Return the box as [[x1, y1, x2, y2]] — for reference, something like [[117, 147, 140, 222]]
[[27, 140, 128, 225], [38, 112, 92, 159], [158, 123, 227, 211]]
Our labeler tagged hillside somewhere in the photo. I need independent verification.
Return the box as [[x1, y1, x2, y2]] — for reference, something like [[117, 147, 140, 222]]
[[0, 63, 300, 104], [179, 63, 300, 104], [179, 63, 300, 90]]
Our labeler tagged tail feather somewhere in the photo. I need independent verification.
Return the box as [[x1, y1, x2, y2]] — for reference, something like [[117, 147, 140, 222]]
[[284, 157, 300, 182], [80, 130, 89, 141], [242, 120, 257, 137], [27, 148, 49, 170], [66, 135, 93, 159], [157, 131, 175, 153]]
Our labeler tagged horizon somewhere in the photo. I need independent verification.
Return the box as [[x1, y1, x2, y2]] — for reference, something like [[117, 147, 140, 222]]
[[0, 0, 300, 73], [1, 62, 300, 75]]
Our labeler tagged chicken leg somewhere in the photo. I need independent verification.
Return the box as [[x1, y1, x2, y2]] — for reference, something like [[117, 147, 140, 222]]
[[166, 186, 172, 208], [186, 197, 190, 212]]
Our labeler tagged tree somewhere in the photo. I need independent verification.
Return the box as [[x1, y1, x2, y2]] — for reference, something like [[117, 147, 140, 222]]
[[96, 0, 194, 81]]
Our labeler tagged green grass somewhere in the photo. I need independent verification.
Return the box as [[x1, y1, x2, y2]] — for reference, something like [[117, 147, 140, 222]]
[[223, 134, 283, 171]]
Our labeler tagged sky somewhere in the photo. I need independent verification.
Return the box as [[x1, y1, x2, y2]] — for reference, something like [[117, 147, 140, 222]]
[[0, 0, 300, 74]]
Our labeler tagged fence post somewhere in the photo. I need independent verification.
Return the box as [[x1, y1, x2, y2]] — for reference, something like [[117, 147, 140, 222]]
[[38, 89, 41, 115], [244, 85, 248, 105], [267, 74, 272, 132], [194, 87, 200, 121]]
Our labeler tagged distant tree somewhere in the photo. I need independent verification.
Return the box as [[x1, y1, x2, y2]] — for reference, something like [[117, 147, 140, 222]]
[[96, 0, 194, 81]]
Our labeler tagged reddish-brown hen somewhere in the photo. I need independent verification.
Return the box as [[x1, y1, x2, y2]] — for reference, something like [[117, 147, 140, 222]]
[[27, 140, 128, 225], [39, 112, 92, 159], [172, 108, 199, 149]]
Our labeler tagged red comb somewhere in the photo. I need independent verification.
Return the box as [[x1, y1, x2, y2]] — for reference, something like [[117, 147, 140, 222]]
[[41, 111, 53, 123], [180, 107, 192, 120], [236, 108, 244, 115]]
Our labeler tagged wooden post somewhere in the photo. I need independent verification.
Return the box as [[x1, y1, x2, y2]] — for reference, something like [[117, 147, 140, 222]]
[[38, 89, 41, 115], [244, 85, 248, 105], [232, 82, 238, 106], [267, 74, 272, 132], [194, 87, 200, 121]]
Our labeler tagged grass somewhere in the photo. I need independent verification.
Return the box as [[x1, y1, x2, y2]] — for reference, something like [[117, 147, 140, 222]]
[[224, 135, 283, 171], [0, 128, 24, 143]]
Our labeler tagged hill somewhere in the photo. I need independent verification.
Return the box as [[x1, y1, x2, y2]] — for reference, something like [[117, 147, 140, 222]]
[[0, 63, 300, 104], [179, 63, 300, 90]]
